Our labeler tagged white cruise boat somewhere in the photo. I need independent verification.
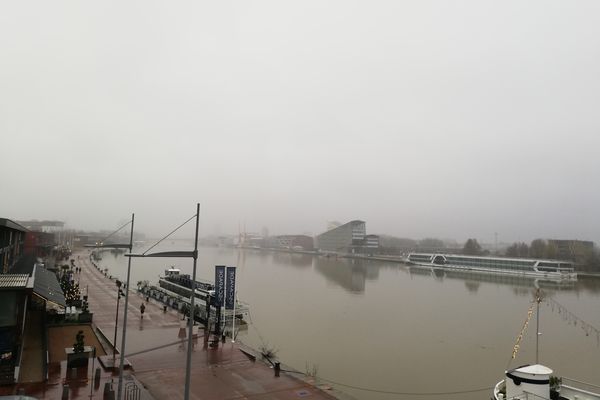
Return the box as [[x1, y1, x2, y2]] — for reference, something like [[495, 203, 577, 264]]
[[407, 253, 576, 280]]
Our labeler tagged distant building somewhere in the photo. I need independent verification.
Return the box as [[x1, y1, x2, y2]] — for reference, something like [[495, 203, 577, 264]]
[[17, 220, 69, 248], [216, 236, 235, 247], [316, 220, 379, 255], [548, 239, 595, 262], [265, 235, 315, 251], [327, 221, 342, 231], [237, 232, 264, 248], [364, 234, 380, 249], [0, 219, 27, 274], [24, 231, 56, 257], [261, 227, 269, 239], [15, 220, 64, 233]]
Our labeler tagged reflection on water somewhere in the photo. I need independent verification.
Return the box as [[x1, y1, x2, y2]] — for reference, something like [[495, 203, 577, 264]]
[[314, 257, 382, 293], [408, 266, 577, 294], [272, 252, 313, 268]]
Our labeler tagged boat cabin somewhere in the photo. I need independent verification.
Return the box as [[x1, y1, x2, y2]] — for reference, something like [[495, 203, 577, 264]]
[[164, 268, 181, 278], [504, 364, 552, 400]]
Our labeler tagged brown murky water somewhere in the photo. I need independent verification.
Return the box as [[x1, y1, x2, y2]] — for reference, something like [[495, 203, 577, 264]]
[[98, 243, 600, 400]]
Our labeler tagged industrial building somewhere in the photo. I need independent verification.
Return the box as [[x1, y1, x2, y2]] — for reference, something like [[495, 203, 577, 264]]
[[265, 235, 315, 251]]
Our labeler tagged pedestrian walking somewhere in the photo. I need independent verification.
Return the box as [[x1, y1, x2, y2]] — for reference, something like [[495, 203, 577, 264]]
[[140, 303, 146, 319]]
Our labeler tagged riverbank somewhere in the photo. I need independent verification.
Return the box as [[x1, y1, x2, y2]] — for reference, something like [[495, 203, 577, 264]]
[[579, 272, 600, 279], [234, 244, 409, 264], [78, 249, 342, 400]]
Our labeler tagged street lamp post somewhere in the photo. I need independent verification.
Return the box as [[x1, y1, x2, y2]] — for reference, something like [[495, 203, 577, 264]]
[[124, 204, 199, 400], [84, 216, 135, 400], [184, 203, 200, 400], [117, 213, 135, 400], [113, 279, 123, 364]]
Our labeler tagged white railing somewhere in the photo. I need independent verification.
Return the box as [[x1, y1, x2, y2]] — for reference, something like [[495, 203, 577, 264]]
[[562, 377, 600, 393], [561, 383, 600, 400]]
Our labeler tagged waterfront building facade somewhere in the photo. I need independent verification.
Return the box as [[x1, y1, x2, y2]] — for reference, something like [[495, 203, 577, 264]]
[[0, 273, 31, 384], [0, 219, 27, 274], [0, 220, 66, 385], [316, 220, 379, 255], [15, 220, 63, 234], [24, 231, 56, 257], [364, 234, 380, 249]]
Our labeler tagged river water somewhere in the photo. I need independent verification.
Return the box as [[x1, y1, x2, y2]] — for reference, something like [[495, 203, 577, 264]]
[[96, 242, 600, 400]]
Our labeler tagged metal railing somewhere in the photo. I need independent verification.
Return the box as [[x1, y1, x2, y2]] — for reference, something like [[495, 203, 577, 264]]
[[124, 381, 140, 400]]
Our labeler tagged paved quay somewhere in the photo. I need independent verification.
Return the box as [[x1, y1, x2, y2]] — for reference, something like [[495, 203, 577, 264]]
[[78, 250, 338, 400]]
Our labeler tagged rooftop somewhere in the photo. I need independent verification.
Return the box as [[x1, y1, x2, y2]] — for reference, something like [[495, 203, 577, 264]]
[[0, 218, 28, 233], [0, 274, 30, 289]]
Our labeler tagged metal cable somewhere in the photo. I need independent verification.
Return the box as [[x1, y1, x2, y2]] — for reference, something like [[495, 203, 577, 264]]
[[546, 297, 600, 333], [280, 368, 493, 396], [245, 309, 268, 349], [141, 214, 197, 255]]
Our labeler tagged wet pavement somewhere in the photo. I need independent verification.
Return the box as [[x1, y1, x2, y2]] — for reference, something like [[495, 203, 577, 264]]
[[2, 250, 338, 399]]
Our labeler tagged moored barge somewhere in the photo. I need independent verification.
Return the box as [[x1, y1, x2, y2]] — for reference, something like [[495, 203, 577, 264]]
[[138, 267, 249, 327]]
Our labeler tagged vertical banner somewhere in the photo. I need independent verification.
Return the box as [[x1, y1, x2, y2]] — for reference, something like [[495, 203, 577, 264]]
[[225, 267, 236, 310], [214, 266, 225, 307]]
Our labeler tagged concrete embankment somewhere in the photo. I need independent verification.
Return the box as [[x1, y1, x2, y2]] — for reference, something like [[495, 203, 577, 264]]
[[579, 272, 600, 279]]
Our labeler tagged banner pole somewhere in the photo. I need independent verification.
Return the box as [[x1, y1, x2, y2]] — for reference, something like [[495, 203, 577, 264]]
[[232, 289, 236, 343]]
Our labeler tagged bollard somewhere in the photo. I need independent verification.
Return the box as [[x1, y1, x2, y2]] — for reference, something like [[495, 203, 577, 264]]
[[221, 333, 226, 343], [163, 305, 167, 313], [95, 367, 101, 387], [274, 362, 280, 377], [62, 384, 69, 400]]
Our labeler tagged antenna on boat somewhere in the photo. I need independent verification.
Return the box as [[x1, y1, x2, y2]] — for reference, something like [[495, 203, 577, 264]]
[[535, 288, 542, 364]]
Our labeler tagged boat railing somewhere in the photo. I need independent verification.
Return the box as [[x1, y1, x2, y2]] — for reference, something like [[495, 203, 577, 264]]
[[145, 284, 249, 315], [222, 303, 249, 315], [501, 391, 547, 400], [519, 393, 545, 400], [561, 377, 600, 399]]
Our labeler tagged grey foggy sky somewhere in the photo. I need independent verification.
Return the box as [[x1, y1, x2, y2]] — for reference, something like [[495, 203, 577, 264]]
[[1, 1, 599, 243]]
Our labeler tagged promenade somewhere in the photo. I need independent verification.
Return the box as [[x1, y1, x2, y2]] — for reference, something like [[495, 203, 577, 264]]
[[5, 251, 334, 400]]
